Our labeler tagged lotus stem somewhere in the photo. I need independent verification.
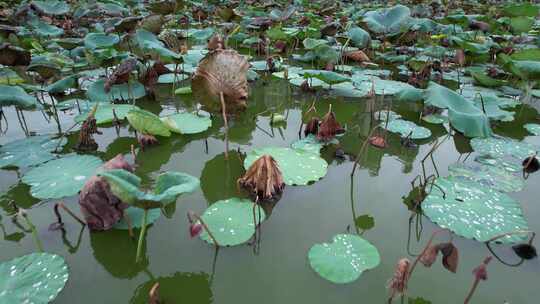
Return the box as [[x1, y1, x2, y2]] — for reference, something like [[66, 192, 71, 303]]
[[54, 202, 86, 226], [188, 212, 220, 247], [136, 208, 148, 263], [220, 91, 229, 160], [464, 256, 492, 304], [124, 212, 134, 238], [20, 211, 44, 252], [351, 126, 379, 176], [408, 229, 446, 279]]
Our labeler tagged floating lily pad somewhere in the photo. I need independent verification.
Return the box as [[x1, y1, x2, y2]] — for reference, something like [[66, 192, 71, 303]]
[[0, 252, 69, 303], [448, 163, 524, 193], [113, 207, 161, 230], [22, 154, 103, 199], [384, 119, 431, 139], [75, 103, 139, 124], [99, 169, 200, 209], [86, 79, 146, 102], [470, 137, 538, 160], [199, 198, 265, 246], [157, 73, 189, 84], [291, 135, 338, 155], [127, 108, 171, 137], [422, 114, 448, 124], [308, 234, 380, 284], [524, 123, 540, 136], [0, 135, 66, 169], [374, 110, 401, 122], [422, 177, 529, 244], [32, 1, 70, 15], [363, 5, 411, 35], [84, 33, 120, 49], [474, 155, 523, 173], [161, 112, 212, 134], [244, 147, 328, 186]]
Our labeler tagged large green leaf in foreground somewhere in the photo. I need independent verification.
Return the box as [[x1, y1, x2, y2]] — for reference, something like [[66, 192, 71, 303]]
[[0, 135, 66, 169], [308, 234, 380, 284], [448, 163, 524, 193], [471, 137, 538, 159], [22, 154, 103, 199], [99, 169, 199, 209], [199, 198, 265, 246], [422, 177, 529, 244], [244, 147, 328, 185], [0, 253, 69, 303], [0, 85, 40, 109], [113, 207, 161, 230]]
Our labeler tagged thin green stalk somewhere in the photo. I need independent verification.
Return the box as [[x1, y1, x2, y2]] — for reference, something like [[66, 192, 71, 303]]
[[136, 208, 149, 263], [22, 213, 43, 252]]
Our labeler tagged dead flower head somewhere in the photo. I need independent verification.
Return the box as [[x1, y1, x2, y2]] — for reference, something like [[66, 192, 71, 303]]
[[387, 258, 411, 297], [238, 155, 285, 201]]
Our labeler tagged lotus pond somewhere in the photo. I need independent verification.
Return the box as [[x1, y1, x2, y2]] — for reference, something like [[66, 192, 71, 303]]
[[1, 1, 540, 303]]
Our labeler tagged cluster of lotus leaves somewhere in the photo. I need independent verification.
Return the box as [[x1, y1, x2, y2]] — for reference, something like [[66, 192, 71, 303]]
[[98, 169, 200, 209]]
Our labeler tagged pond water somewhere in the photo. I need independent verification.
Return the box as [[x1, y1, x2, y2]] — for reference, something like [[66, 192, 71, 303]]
[[1, 76, 540, 304]]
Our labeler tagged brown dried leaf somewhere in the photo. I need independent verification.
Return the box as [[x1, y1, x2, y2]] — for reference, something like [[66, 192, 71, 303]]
[[344, 50, 370, 63], [192, 49, 250, 113], [317, 111, 342, 141], [420, 245, 440, 267], [304, 117, 320, 136], [238, 155, 285, 201], [439, 242, 459, 273]]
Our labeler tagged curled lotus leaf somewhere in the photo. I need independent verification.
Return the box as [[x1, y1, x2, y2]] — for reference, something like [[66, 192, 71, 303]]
[[308, 234, 380, 284], [126, 108, 171, 137], [384, 119, 432, 139], [422, 177, 529, 244], [0, 253, 69, 303], [192, 49, 250, 113]]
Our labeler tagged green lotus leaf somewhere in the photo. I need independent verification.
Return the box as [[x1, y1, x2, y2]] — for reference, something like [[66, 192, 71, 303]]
[[29, 18, 63, 37], [0, 253, 69, 303], [308, 234, 380, 284], [347, 26, 371, 49], [291, 134, 337, 155], [474, 155, 523, 173], [352, 74, 415, 95], [470, 71, 506, 87], [22, 154, 103, 199], [32, 0, 70, 15], [422, 177, 529, 244], [86, 79, 146, 102], [303, 70, 350, 85], [397, 87, 425, 102], [157, 73, 189, 84], [161, 112, 212, 134], [0, 68, 24, 85], [189, 28, 215, 41], [384, 119, 431, 139], [524, 123, 540, 135], [46, 75, 78, 93], [84, 33, 120, 49], [266, 27, 289, 41], [502, 3, 540, 17], [244, 147, 328, 186], [355, 215, 375, 231], [199, 198, 265, 246], [471, 137, 538, 159], [0, 85, 40, 109], [448, 163, 524, 193], [99, 169, 200, 209], [422, 114, 448, 124], [174, 86, 192, 95], [511, 48, 540, 61], [113, 207, 161, 230], [313, 44, 339, 62], [289, 77, 329, 89], [0, 135, 66, 169], [127, 108, 171, 137], [75, 103, 139, 124], [363, 5, 411, 35], [250, 60, 282, 71], [330, 82, 370, 98], [53, 37, 83, 50], [303, 38, 328, 50], [510, 17, 534, 33], [374, 110, 401, 122], [425, 82, 491, 138], [135, 29, 181, 60]]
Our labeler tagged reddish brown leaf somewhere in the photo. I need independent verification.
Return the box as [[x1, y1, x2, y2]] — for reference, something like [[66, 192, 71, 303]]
[[439, 242, 459, 273], [369, 136, 386, 148], [420, 245, 440, 267], [344, 50, 370, 63]]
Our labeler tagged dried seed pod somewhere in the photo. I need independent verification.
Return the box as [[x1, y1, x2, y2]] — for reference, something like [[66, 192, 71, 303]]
[[317, 109, 343, 141], [75, 106, 102, 152], [420, 245, 440, 267], [439, 242, 459, 273], [304, 117, 320, 136], [387, 258, 410, 297], [238, 155, 285, 201]]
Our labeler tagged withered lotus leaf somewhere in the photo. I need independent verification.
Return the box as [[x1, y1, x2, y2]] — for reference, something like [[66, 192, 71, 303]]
[[317, 111, 343, 141], [105, 58, 139, 93], [192, 49, 250, 113], [79, 154, 134, 231], [238, 155, 285, 201], [0, 43, 31, 66]]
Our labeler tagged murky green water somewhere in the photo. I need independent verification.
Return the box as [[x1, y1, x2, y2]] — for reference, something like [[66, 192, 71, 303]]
[[1, 77, 540, 303]]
